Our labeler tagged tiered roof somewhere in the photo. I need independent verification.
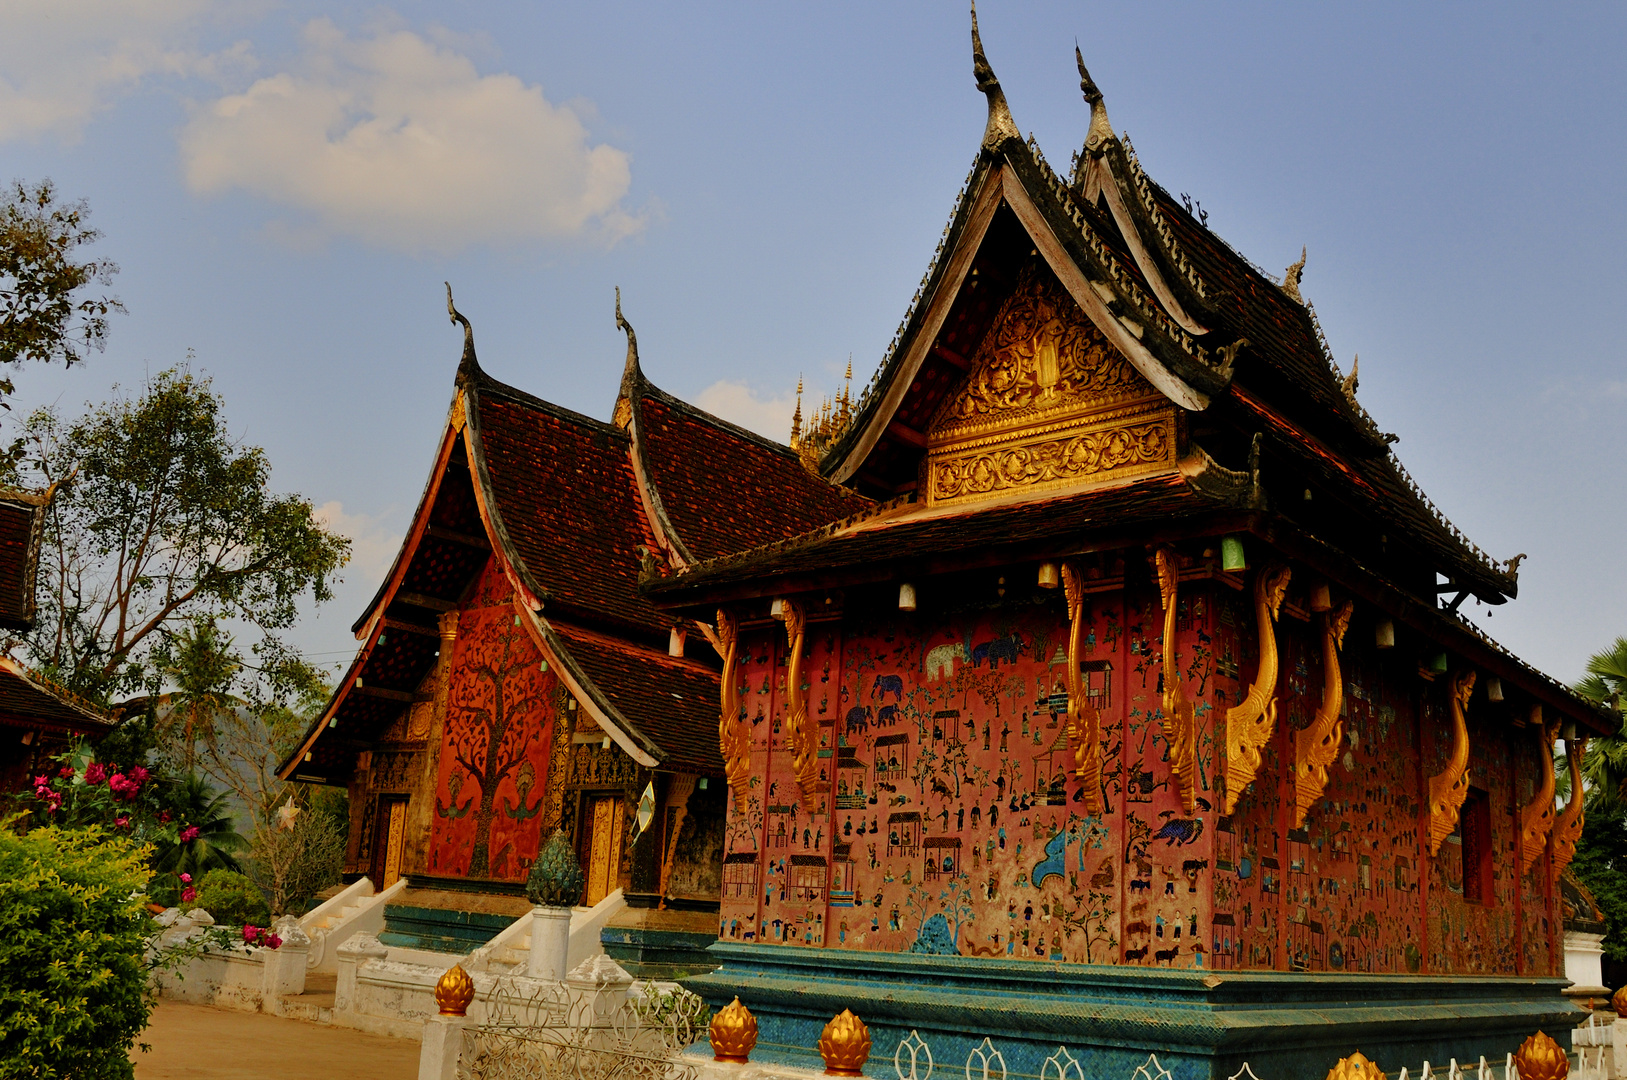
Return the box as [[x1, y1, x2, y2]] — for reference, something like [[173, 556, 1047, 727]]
[[644, 13, 1606, 733], [281, 296, 868, 784]]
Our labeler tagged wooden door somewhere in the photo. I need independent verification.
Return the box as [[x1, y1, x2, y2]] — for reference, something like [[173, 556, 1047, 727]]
[[584, 795, 625, 906], [374, 796, 408, 890]]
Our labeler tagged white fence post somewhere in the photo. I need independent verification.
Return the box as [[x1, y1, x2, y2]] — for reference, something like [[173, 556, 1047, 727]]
[[417, 1015, 467, 1080]]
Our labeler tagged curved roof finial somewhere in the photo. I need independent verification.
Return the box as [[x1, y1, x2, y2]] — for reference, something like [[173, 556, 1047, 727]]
[[971, 2, 1019, 148], [613, 286, 643, 427], [1281, 247, 1307, 303], [445, 281, 477, 371], [1076, 44, 1115, 153]]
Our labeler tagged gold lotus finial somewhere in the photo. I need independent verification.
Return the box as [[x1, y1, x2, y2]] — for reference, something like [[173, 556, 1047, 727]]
[[1326, 1052, 1387, 1080], [819, 1009, 871, 1077], [710, 997, 759, 1063], [1515, 1031, 1569, 1080], [434, 963, 475, 1017], [1614, 985, 1627, 1017]]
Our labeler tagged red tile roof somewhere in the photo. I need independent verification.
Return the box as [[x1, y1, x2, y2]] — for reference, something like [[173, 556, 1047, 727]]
[[633, 385, 871, 565]]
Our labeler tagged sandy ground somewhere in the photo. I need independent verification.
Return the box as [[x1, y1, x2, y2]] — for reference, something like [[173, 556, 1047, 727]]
[[132, 1000, 422, 1080]]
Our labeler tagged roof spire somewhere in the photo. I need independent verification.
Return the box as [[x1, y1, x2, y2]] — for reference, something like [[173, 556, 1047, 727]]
[[613, 286, 642, 429], [1281, 247, 1307, 304], [790, 377, 804, 447], [971, 2, 1020, 148], [445, 282, 477, 374], [1076, 44, 1115, 154]]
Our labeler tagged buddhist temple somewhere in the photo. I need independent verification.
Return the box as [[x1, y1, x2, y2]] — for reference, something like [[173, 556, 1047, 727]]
[[278, 293, 865, 964], [643, 14, 1612, 1080], [283, 12, 1608, 1075], [0, 486, 117, 794]]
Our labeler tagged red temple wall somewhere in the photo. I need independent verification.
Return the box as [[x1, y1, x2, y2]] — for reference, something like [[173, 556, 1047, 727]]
[[427, 558, 559, 881], [719, 577, 1559, 977]]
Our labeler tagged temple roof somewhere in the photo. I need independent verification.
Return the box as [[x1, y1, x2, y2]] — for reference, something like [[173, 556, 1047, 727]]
[[0, 487, 50, 632], [804, 21, 1516, 609], [619, 344, 870, 568], [0, 656, 114, 734]]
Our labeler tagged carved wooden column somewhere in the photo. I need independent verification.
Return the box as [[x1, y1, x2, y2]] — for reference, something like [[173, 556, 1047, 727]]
[[1425, 669, 1475, 856], [1155, 548, 1197, 814], [1061, 563, 1102, 814], [1223, 564, 1290, 815], [404, 609, 461, 876], [1293, 600, 1353, 828]]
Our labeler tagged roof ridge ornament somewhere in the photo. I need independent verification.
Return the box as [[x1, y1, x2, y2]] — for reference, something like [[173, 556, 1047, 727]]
[[1281, 247, 1307, 303], [970, 2, 1020, 149], [445, 281, 478, 374], [613, 286, 642, 429], [1076, 45, 1114, 155], [1341, 353, 1359, 400]]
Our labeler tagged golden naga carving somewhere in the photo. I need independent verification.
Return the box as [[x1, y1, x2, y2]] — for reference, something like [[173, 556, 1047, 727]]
[[1293, 599, 1354, 828], [780, 599, 825, 799], [1222, 563, 1291, 815], [1518, 707, 1558, 874], [1326, 1052, 1388, 1080], [1155, 548, 1197, 814], [1425, 669, 1476, 857], [704, 610, 752, 807], [1061, 562, 1102, 815], [1552, 736, 1587, 877]]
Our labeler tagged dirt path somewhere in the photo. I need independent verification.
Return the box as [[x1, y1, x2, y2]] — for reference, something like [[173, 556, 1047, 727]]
[[132, 1000, 421, 1080]]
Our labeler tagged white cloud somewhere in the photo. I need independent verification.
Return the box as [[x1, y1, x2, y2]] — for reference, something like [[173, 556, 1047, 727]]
[[180, 19, 642, 253], [694, 380, 799, 444], [312, 500, 402, 585], [0, 1, 246, 142]]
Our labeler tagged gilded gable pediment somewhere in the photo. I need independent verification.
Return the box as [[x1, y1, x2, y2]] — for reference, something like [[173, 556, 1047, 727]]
[[925, 266, 1177, 505]]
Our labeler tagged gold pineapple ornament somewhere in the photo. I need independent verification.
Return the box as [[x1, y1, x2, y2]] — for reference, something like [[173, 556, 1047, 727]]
[[710, 997, 759, 1063], [1325, 1052, 1387, 1080], [1515, 1031, 1569, 1080], [819, 1009, 871, 1076], [435, 963, 475, 1017]]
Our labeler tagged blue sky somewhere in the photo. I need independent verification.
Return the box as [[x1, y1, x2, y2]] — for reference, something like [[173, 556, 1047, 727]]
[[2, 2, 1623, 684]]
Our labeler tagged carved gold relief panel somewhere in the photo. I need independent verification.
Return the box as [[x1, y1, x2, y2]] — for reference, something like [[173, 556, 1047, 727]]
[[925, 265, 1176, 507]]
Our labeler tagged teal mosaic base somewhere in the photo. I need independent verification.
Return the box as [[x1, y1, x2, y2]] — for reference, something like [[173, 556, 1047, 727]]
[[377, 903, 511, 953], [682, 944, 1582, 1080]]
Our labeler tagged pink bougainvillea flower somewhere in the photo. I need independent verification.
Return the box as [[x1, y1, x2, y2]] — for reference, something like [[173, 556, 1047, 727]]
[[128, 765, 149, 785], [181, 887, 196, 903], [114, 815, 130, 829], [243, 925, 259, 942], [265, 934, 282, 950], [83, 762, 107, 785], [58, 765, 72, 777], [32, 775, 49, 788], [158, 810, 172, 823], [179, 826, 200, 843], [180, 873, 192, 884]]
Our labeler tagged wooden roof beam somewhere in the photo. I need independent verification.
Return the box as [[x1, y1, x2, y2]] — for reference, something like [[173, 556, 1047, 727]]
[[396, 591, 456, 613], [425, 524, 490, 550], [381, 617, 439, 637], [885, 420, 928, 449], [353, 684, 432, 704]]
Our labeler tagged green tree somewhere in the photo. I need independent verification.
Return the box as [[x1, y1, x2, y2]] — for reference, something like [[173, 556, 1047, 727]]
[[0, 823, 151, 1080], [0, 180, 121, 402], [1574, 636, 1627, 804], [3, 367, 349, 704], [149, 773, 247, 877]]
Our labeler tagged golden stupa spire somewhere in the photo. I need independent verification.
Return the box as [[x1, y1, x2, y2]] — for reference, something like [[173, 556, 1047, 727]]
[[790, 377, 804, 446]]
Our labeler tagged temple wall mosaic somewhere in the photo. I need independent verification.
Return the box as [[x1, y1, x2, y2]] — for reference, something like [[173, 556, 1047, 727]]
[[718, 575, 1558, 975], [427, 559, 560, 881]]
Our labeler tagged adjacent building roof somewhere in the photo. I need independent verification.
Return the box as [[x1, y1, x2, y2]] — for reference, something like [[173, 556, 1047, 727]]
[[0, 656, 114, 734]]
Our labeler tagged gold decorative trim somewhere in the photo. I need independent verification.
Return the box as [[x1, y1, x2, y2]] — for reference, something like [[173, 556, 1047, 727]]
[[1518, 708, 1557, 874], [1062, 563, 1102, 815], [706, 610, 751, 807], [1222, 564, 1291, 815], [927, 419, 1171, 505], [449, 391, 468, 433], [1552, 737, 1587, 877], [781, 599, 824, 800], [1155, 548, 1197, 814], [1293, 600, 1353, 828], [1425, 669, 1475, 857]]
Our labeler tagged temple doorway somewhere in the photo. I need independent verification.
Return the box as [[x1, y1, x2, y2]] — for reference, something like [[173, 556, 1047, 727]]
[[372, 795, 408, 890], [582, 793, 625, 905]]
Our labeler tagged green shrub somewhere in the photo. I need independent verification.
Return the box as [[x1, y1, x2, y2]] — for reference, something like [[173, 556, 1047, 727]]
[[193, 869, 268, 926], [0, 823, 153, 1080], [146, 872, 181, 909]]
